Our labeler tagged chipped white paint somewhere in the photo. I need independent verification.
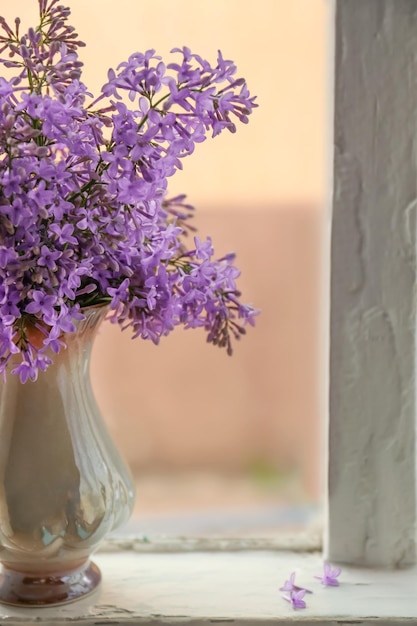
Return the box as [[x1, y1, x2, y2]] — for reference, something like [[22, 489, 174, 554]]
[[327, 0, 417, 567], [0, 549, 417, 624]]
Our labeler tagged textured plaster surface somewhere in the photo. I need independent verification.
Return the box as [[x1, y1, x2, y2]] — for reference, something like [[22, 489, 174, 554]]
[[0, 549, 416, 625], [328, 0, 417, 567]]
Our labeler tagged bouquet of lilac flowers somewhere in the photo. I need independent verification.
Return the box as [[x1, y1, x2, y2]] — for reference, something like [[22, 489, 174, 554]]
[[0, 0, 257, 383]]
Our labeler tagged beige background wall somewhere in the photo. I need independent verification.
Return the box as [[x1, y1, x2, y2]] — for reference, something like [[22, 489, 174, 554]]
[[1, 1, 328, 499]]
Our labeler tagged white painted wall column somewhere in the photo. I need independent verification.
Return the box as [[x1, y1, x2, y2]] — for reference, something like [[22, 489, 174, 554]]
[[327, 0, 417, 567]]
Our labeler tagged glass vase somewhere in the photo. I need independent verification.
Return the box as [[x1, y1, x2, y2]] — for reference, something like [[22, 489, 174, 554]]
[[0, 306, 135, 606]]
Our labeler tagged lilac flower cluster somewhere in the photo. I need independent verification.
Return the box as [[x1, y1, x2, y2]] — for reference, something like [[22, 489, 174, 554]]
[[0, 0, 258, 382]]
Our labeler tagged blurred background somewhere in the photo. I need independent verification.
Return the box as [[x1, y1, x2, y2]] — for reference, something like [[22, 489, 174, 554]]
[[2, 0, 329, 536]]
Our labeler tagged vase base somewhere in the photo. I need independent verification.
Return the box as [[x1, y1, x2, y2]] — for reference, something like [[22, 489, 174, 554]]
[[0, 560, 101, 607]]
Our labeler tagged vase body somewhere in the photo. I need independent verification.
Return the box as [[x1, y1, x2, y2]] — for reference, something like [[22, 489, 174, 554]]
[[0, 307, 135, 606]]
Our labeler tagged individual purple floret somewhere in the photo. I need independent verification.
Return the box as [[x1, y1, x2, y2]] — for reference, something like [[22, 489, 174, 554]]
[[314, 562, 342, 587], [0, 0, 258, 382], [279, 572, 312, 594], [281, 589, 307, 610]]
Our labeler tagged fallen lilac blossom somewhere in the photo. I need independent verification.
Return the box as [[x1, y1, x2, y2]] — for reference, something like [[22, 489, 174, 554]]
[[314, 562, 342, 587], [279, 572, 312, 594], [281, 589, 307, 610]]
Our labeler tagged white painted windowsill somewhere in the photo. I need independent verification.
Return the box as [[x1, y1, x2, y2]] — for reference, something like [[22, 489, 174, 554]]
[[0, 539, 416, 625]]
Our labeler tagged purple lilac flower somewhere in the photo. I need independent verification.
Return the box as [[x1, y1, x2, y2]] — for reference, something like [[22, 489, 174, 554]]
[[25, 291, 57, 317], [11, 359, 38, 384], [314, 562, 341, 587], [0, 291, 21, 325], [281, 589, 307, 610], [0, 0, 258, 382], [279, 572, 312, 594], [37, 246, 62, 271]]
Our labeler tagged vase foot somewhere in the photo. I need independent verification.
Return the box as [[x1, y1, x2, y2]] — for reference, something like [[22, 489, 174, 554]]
[[0, 560, 101, 607]]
